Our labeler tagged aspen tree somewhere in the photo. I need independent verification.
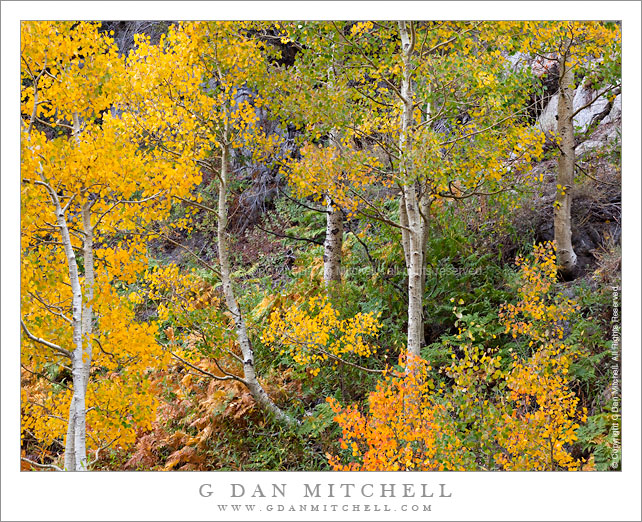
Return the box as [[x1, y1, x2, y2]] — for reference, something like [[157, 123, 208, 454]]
[[518, 22, 621, 278], [121, 22, 296, 425], [20, 22, 199, 469], [325, 21, 545, 363], [271, 22, 381, 289]]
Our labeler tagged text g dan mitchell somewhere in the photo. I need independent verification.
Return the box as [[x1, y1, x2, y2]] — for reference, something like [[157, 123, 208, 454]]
[[199, 482, 452, 499]]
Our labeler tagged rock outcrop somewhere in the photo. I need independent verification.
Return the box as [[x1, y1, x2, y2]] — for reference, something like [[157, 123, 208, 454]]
[[536, 77, 615, 137]]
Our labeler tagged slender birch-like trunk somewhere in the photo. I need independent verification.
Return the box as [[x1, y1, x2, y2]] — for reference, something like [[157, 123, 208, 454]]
[[49, 191, 86, 471], [555, 42, 578, 279], [61, 202, 83, 471], [419, 193, 431, 342], [399, 192, 412, 271], [398, 21, 425, 361], [322, 129, 344, 288], [217, 123, 295, 426], [62, 113, 94, 470], [73, 201, 95, 470], [323, 196, 343, 286]]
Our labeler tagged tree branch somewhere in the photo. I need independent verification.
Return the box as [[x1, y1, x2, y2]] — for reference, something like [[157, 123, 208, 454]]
[[21, 457, 63, 472], [570, 82, 621, 119], [159, 233, 221, 276], [169, 349, 247, 385], [21, 319, 72, 359], [254, 222, 324, 246], [86, 437, 120, 468], [575, 162, 620, 187], [277, 186, 330, 214], [21, 363, 73, 392], [347, 188, 410, 232]]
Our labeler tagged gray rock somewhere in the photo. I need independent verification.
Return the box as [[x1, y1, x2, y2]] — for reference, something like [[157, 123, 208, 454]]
[[575, 139, 604, 156], [536, 93, 559, 135], [606, 126, 621, 142], [572, 78, 610, 133], [536, 78, 613, 137], [505, 52, 528, 72]]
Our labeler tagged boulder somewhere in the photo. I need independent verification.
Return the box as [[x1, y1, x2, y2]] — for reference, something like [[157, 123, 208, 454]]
[[575, 123, 621, 157], [536, 93, 559, 135], [536, 79, 614, 137], [572, 78, 611, 133], [575, 139, 604, 157]]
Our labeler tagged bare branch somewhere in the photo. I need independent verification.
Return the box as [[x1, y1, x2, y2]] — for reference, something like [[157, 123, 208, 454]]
[[315, 345, 384, 374], [21, 319, 72, 359], [276, 186, 330, 214], [575, 162, 620, 187], [347, 188, 410, 232], [93, 190, 165, 229], [21, 457, 63, 472], [570, 82, 621, 119], [159, 233, 221, 276], [21, 363, 73, 392], [438, 111, 524, 147], [254, 221, 324, 246], [169, 349, 247, 385], [92, 337, 118, 361], [276, 330, 383, 374], [173, 194, 217, 214], [26, 54, 48, 135], [25, 400, 68, 422], [87, 437, 120, 468]]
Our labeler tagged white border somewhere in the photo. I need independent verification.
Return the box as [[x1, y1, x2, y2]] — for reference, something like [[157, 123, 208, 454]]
[[2, 2, 640, 521]]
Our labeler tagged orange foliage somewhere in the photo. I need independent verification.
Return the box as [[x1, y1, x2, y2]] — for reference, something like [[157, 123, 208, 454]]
[[327, 356, 473, 471], [328, 242, 587, 471]]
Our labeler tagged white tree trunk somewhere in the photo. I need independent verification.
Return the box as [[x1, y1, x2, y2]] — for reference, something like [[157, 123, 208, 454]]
[[50, 192, 85, 470], [72, 201, 95, 470], [402, 186, 425, 360], [217, 127, 295, 426], [323, 196, 343, 286], [399, 192, 412, 271], [398, 21, 425, 362], [61, 114, 91, 471], [323, 129, 344, 287], [555, 44, 578, 279]]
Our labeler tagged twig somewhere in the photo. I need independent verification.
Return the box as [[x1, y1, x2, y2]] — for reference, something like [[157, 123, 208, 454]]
[[21, 319, 72, 359], [346, 220, 377, 268], [254, 222, 324, 246], [21, 457, 63, 472], [347, 188, 409, 232], [159, 234, 221, 276], [314, 345, 384, 374], [92, 337, 118, 361], [277, 185, 329, 214], [86, 437, 120, 468], [173, 194, 218, 214], [570, 83, 621, 119], [169, 349, 247, 385], [21, 363, 73, 392], [575, 163, 620, 187]]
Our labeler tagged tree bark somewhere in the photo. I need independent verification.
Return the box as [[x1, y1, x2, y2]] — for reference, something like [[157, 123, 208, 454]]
[[403, 186, 425, 360], [72, 201, 95, 470], [398, 21, 425, 362], [323, 129, 344, 287], [399, 192, 412, 271], [555, 42, 578, 279], [62, 113, 92, 471], [217, 125, 296, 427], [323, 196, 343, 286], [49, 190, 85, 471]]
